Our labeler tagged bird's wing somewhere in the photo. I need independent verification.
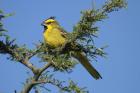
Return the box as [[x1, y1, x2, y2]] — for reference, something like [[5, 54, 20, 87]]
[[55, 27, 68, 38]]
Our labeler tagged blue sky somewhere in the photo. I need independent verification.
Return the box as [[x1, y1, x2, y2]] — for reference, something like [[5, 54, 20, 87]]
[[0, 0, 140, 93]]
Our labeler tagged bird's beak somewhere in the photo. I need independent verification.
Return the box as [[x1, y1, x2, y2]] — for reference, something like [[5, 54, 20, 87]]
[[41, 22, 48, 30], [41, 22, 46, 26]]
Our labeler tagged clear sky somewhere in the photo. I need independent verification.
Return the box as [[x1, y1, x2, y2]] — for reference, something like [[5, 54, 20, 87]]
[[0, 0, 140, 93]]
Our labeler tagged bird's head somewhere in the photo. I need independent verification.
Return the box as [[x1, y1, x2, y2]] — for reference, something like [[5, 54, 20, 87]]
[[41, 16, 59, 29]]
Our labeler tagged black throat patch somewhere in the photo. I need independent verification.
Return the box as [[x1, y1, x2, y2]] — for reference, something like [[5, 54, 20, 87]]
[[43, 26, 48, 33]]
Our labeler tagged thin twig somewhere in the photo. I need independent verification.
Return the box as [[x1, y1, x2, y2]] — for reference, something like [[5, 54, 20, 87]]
[[14, 90, 17, 93], [34, 62, 53, 80]]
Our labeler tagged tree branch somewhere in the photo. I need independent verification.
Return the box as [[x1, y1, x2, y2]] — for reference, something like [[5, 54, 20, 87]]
[[34, 62, 53, 80], [20, 60, 38, 75], [21, 62, 53, 93], [21, 82, 34, 93]]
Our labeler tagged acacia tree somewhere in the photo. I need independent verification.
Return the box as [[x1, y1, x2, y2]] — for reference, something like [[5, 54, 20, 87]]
[[0, 0, 127, 93]]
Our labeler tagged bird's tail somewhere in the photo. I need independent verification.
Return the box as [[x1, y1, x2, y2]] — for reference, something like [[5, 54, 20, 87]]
[[72, 51, 102, 80]]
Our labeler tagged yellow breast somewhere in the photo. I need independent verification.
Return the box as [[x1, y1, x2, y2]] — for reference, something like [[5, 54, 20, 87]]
[[43, 28, 66, 48]]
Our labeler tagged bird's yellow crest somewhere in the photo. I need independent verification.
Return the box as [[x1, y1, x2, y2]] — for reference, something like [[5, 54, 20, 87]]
[[44, 19, 56, 25], [42, 17, 58, 27]]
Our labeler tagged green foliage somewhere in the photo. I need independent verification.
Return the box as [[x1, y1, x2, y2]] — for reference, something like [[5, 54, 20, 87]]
[[37, 43, 78, 72], [52, 55, 77, 72], [0, 10, 14, 34], [0, 10, 29, 62], [103, 0, 127, 13], [0, 35, 32, 62], [35, 71, 88, 93], [0, 10, 7, 36], [63, 80, 88, 93]]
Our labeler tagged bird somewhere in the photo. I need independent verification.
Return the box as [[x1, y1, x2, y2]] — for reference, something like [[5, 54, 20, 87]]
[[41, 17, 102, 79]]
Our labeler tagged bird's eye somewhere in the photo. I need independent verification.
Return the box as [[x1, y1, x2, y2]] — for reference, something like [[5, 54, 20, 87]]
[[46, 22, 51, 24]]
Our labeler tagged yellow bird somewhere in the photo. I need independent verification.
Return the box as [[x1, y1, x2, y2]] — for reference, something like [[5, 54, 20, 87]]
[[42, 17, 102, 79]]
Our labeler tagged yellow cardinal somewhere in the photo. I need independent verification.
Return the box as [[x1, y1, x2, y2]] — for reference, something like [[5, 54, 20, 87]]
[[42, 17, 102, 79]]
